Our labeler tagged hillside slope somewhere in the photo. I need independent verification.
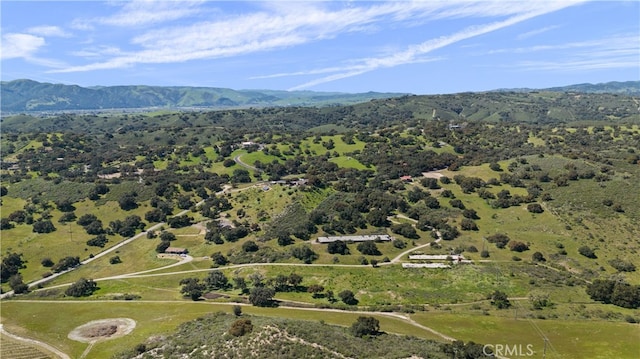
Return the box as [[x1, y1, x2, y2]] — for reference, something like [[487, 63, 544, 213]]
[[113, 312, 471, 359]]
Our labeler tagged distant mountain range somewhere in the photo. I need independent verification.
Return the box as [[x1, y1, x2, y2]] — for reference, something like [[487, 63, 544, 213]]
[[0, 79, 405, 113], [1, 79, 638, 113], [495, 81, 640, 95]]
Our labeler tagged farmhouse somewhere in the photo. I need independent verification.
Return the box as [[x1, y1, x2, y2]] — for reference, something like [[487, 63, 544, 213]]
[[317, 234, 392, 243]]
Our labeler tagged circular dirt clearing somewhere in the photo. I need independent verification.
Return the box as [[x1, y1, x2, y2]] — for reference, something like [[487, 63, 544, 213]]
[[68, 318, 136, 343]]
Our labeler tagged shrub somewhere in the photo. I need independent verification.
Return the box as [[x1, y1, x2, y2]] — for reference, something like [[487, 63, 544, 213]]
[[490, 290, 511, 309], [392, 239, 406, 249], [109, 256, 122, 264], [211, 252, 228, 266], [508, 241, 529, 252], [357, 241, 380, 255], [338, 290, 358, 305], [578, 245, 597, 259], [460, 218, 478, 231], [327, 240, 349, 255], [242, 240, 259, 252], [87, 234, 109, 248], [229, 319, 253, 337], [249, 287, 276, 307], [33, 220, 56, 233], [608, 258, 636, 272], [41, 258, 54, 267], [290, 244, 318, 264], [65, 278, 97, 297], [532, 252, 546, 262], [487, 233, 510, 249], [155, 240, 171, 253], [351, 316, 380, 337], [527, 203, 544, 213], [52, 256, 80, 273]]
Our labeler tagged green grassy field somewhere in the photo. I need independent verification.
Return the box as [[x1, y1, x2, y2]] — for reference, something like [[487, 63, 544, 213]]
[[2, 300, 637, 359], [412, 312, 639, 359], [0, 301, 444, 359]]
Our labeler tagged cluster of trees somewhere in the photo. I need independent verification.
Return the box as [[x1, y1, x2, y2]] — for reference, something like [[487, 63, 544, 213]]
[[1, 252, 26, 283], [586, 279, 640, 309]]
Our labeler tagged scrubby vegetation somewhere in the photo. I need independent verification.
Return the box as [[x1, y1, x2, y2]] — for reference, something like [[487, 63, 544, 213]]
[[113, 312, 473, 359]]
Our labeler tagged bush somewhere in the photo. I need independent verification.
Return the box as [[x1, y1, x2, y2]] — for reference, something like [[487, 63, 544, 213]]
[[87, 234, 109, 248], [390, 223, 419, 239], [357, 241, 381, 255], [41, 258, 54, 267], [338, 290, 358, 305], [249, 286, 276, 307], [460, 218, 478, 231], [109, 256, 122, 264], [211, 252, 228, 266], [578, 245, 597, 259], [608, 258, 636, 272], [392, 239, 406, 249], [52, 256, 81, 273], [229, 319, 253, 337], [351, 316, 380, 337], [527, 203, 544, 213], [290, 244, 318, 264], [327, 240, 349, 255], [32, 220, 56, 233], [532, 252, 546, 262], [155, 240, 171, 253], [490, 290, 511, 309], [508, 241, 529, 252], [486, 233, 510, 248], [65, 278, 97, 297]]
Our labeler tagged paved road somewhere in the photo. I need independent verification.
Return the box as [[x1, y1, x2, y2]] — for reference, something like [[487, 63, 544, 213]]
[[234, 154, 260, 172]]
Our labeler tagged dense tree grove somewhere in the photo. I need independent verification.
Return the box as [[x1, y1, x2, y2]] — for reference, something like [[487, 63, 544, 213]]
[[586, 279, 640, 309]]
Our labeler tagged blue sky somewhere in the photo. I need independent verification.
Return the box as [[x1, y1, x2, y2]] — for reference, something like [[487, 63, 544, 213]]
[[1, 1, 638, 94]]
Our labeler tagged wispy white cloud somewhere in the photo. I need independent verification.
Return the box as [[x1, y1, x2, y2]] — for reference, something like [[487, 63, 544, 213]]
[[287, 2, 584, 90], [1, 33, 45, 59], [51, 0, 586, 80], [27, 25, 72, 38], [0, 32, 67, 69], [72, 0, 205, 29], [101, 0, 205, 27], [510, 34, 640, 72], [517, 25, 560, 40], [71, 46, 125, 59]]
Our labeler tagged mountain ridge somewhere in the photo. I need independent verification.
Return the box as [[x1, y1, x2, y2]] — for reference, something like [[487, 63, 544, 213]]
[[1, 79, 639, 113], [0, 79, 406, 113]]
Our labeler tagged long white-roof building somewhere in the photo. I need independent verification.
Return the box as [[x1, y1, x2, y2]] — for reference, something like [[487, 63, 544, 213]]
[[316, 235, 392, 243]]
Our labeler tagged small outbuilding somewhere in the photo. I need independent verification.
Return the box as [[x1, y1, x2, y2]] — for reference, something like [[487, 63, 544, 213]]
[[165, 247, 188, 255]]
